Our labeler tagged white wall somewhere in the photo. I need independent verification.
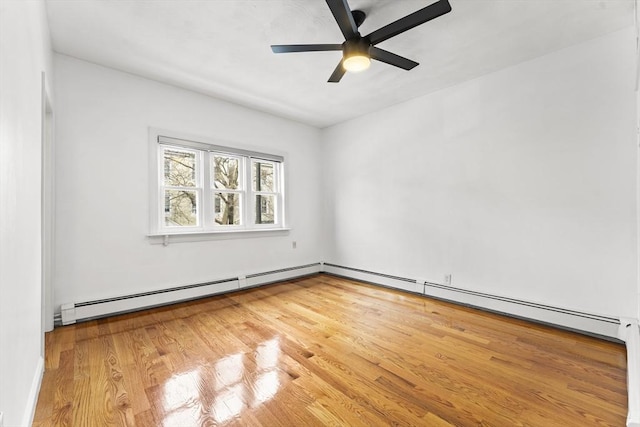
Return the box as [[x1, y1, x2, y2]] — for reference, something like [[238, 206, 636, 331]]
[[0, 1, 53, 425], [53, 55, 323, 310], [322, 28, 638, 320]]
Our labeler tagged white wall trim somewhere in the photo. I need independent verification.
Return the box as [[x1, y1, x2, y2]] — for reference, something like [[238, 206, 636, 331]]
[[40, 71, 55, 335], [147, 228, 291, 245], [635, 0, 640, 91], [21, 356, 44, 427]]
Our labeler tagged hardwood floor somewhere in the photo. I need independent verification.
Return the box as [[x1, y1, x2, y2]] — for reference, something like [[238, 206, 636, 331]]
[[33, 274, 627, 426]]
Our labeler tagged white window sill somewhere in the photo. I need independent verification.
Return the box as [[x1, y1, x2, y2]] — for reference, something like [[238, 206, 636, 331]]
[[147, 228, 290, 245]]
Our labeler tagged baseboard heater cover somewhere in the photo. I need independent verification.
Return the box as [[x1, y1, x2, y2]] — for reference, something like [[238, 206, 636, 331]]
[[321, 263, 423, 294], [322, 263, 621, 340], [619, 319, 640, 427], [59, 263, 321, 325]]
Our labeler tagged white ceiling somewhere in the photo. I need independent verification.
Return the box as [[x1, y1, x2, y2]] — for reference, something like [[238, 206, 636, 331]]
[[45, 0, 634, 128]]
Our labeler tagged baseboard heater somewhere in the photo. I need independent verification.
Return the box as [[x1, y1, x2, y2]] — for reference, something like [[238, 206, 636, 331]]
[[322, 263, 622, 340], [59, 263, 321, 325], [619, 319, 640, 427]]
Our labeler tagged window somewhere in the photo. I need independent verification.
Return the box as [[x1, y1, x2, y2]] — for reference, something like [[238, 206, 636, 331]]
[[213, 154, 243, 226], [252, 159, 277, 225], [152, 133, 285, 234], [162, 147, 199, 227]]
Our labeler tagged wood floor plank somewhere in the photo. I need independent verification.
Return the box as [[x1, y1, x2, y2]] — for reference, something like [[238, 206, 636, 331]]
[[34, 274, 628, 426]]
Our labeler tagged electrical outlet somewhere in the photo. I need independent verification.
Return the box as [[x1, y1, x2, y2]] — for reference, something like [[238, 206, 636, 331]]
[[444, 274, 452, 285], [292, 241, 297, 249]]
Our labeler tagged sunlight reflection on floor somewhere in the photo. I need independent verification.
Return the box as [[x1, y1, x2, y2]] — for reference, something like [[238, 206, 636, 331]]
[[161, 337, 284, 426]]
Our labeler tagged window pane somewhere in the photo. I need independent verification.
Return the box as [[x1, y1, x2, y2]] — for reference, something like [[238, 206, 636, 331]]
[[253, 161, 274, 192], [254, 195, 275, 224], [164, 190, 197, 226], [215, 193, 241, 225], [164, 149, 196, 187], [213, 156, 240, 190]]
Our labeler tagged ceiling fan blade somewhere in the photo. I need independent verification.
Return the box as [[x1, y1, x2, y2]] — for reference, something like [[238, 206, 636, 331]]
[[366, 0, 451, 45], [326, 0, 359, 40], [370, 47, 418, 70], [328, 61, 346, 83], [271, 44, 343, 53]]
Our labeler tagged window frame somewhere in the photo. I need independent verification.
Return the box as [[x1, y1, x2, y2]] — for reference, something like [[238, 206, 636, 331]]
[[149, 129, 287, 237], [159, 146, 202, 232], [211, 152, 245, 229], [250, 158, 281, 228]]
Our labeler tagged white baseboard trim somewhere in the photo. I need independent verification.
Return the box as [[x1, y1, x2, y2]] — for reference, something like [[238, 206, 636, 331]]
[[322, 263, 621, 340], [21, 355, 44, 427], [619, 318, 640, 427], [58, 263, 321, 324]]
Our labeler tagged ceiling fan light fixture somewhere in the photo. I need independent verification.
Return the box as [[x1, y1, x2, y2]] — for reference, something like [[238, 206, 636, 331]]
[[343, 54, 370, 72], [342, 37, 371, 73]]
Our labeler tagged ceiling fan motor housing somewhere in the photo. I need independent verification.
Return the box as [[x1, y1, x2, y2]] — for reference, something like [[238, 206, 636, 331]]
[[343, 37, 371, 59]]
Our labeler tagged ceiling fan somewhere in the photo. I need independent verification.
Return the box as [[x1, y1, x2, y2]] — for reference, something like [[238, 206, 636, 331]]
[[271, 0, 452, 83]]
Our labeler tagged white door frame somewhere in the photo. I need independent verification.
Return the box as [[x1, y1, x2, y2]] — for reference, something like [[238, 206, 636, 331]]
[[41, 72, 55, 344]]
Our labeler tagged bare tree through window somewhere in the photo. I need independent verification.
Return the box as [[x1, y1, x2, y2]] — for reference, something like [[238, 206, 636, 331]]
[[163, 149, 197, 226], [213, 155, 241, 225], [156, 138, 284, 232], [253, 160, 275, 224]]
